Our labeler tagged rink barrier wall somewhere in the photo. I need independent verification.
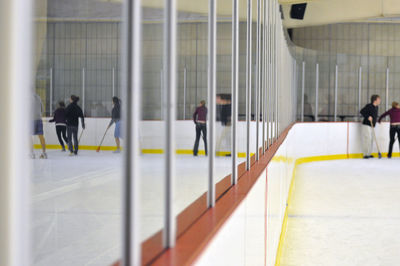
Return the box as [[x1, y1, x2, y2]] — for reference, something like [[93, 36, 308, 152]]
[[147, 124, 294, 266], [33, 118, 270, 157], [109, 121, 400, 265], [104, 121, 398, 265], [180, 122, 399, 266]]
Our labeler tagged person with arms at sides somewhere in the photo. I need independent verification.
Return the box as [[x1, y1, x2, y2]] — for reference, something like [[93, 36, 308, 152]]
[[31, 92, 47, 159], [193, 100, 208, 156]]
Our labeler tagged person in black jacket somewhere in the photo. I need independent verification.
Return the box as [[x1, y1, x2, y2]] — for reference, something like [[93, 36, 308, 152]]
[[65, 95, 85, 155], [360, 94, 381, 159], [49, 101, 68, 151], [108, 97, 122, 153]]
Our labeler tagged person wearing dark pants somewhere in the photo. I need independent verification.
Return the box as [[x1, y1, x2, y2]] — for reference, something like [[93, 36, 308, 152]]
[[56, 126, 68, 150], [67, 126, 79, 154], [388, 125, 400, 158], [49, 101, 68, 151], [378, 101, 400, 158], [193, 100, 208, 156], [65, 95, 85, 156]]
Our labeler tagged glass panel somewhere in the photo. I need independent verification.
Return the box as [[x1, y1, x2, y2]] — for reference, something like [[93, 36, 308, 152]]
[[250, 0, 257, 163], [237, 2, 247, 173], [303, 49, 317, 122], [216, 2, 233, 193], [32, 1, 123, 265], [175, 0, 209, 235], [139, 4, 166, 262]]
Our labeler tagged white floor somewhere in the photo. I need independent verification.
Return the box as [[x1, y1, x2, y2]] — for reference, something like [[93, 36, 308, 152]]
[[32, 150, 240, 266], [281, 158, 400, 266]]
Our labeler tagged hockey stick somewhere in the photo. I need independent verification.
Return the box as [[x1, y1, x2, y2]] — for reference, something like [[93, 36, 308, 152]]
[[370, 120, 382, 159], [96, 127, 110, 152], [78, 129, 84, 144]]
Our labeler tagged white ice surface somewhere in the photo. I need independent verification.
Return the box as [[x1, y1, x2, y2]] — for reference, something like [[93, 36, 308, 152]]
[[32, 150, 238, 266], [281, 158, 400, 266]]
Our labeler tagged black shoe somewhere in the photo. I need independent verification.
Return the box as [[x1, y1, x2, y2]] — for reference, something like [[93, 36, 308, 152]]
[[388, 154, 392, 159], [363, 156, 369, 159], [369, 155, 374, 158]]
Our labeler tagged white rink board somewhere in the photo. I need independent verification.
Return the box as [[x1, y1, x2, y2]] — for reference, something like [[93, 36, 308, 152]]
[[34, 118, 275, 153], [195, 122, 399, 266]]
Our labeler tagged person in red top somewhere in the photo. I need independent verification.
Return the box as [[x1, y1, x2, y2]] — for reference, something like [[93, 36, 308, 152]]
[[193, 100, 208, 156], [378, 101, 400, 158]]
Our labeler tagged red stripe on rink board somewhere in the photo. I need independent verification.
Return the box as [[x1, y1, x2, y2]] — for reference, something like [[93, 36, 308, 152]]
[[112, 123, 294, 266]]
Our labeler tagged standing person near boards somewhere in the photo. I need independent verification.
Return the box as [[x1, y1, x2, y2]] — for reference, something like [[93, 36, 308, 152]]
[[31, 92, 47, 159], [378, 101, 400, 158], [193, 100, 208, 156], [108, 96, 122, 153], [49, 101, 68, 152], [360, 94, 381, 159], [65, 95, 85, 156]]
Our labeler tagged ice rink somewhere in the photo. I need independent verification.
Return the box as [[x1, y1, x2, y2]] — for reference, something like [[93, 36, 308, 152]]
[[280, 158, 400, 266], [32, 149, 239, 266]]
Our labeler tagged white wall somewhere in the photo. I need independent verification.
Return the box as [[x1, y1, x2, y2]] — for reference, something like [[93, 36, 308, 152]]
[[195, 122, 397, 266]]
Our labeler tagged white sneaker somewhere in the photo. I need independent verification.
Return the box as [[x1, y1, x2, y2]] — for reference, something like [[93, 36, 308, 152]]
[[31, 153, 36, 159], [113, 149, 121, 154], [39, 152, 47, 159]]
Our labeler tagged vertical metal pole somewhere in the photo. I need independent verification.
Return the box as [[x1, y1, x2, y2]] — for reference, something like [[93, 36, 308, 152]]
[[160, 69, 163, 119], [273, 0, 277, 141], [275, 2, 279, 138], [270, 0, 274, 144], [301, 61, 305, 122], [334, 64, 338, 121], [122, 0, 141, 263], [50, 68, 53, 115], [82, 68, 85, 114], [208, 0, 216, 207], [246, 0, 252, 170], [232, 0, 239, 184], [164, 0, 176, 248], [183, 67, 187, 120], [262, 0, 266, 152], [386, 67, 389, 112], [255, 0, 261, 160], [358, 66, 362, 117], [112, 67, 115, 96], [266, 0, 270, 147], [0, 0, 32, 265], [315, 63, 319, 122]]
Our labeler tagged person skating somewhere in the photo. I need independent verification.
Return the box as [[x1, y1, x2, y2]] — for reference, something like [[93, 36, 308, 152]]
[[49, 101, 68, 152], [31, 93, 47, 159], [108, 97, 122, 153], [360, 94, 381, 159], [378, 101, 400, 158], [65, 95, 85, 156], [193, 100, 208, 156]]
